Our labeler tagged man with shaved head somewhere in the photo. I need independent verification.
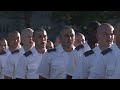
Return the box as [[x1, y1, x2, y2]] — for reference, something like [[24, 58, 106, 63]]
[[15, 28, 48, 79], [37, 26, 76, 79], [73, 23, 115, 79], [88, 23, 120, 79]]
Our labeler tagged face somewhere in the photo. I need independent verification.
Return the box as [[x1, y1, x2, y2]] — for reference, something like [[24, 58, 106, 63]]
[[0, 40, 7, 52], [74, 35, 85, 47], [33, 30, 47, 48], [97, 26, 114, 48], [22, 31, 34, 47], [46, 41, 54, 49], [7, 32, 21, 49], [60, 28, 75, 48]]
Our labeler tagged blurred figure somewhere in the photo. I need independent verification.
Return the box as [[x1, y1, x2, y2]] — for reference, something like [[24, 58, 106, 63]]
[[46, 40, 54, 49], [74, 32, 85, 47], [86, 21, 101, 49]]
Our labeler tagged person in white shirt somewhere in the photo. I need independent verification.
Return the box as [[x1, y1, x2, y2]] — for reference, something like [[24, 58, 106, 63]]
[[15, 28, 48, 79], [36, 26, 76, 79], [72, 23, 115, 79], [2, 31, 25, 79], [14, 28, 35, 79], [86, 23, 118, 79], [66, 40, 91, 79], [0, 37, 10, 79]]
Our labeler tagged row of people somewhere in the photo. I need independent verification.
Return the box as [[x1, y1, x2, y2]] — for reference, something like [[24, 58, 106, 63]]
[[1, 20, 119, 79]]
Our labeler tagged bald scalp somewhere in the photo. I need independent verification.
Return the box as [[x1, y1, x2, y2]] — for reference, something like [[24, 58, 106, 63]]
[[97, 23, 114, 33], [60, 26, 75, 38], [8, 31, 20, 37], [33, 28, 47, 37], [21, 28, 34, 38]]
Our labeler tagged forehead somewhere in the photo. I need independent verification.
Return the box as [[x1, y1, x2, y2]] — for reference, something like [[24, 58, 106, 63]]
[[8, 32, 20, 37], [25, 31, 33, 36], [62, 28, 75, 35], [35, 30, 47, 36], [99, 25, 114, 33]]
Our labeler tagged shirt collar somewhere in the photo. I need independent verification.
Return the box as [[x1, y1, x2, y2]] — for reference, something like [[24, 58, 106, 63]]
[[31, 47, 47, 56], [56, 44, 75, 53]]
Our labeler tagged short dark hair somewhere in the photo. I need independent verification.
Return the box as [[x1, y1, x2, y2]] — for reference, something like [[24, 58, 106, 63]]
[[87, 21, 101, 31]]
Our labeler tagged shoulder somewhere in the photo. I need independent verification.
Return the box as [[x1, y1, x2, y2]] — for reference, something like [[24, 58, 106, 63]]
[[84, 50, 94, 57], [11, 49, 19, 54], [0, 51, 6, 55], [75, 44, 84, 51], [47, 48, 56, 53], [23, 51, 32, 57], [101, 48, 112, 55]]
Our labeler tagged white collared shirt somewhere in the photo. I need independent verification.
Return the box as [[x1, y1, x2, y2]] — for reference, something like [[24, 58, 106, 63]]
[[36, 44, 75, 79], [0, 50, 10, 79], [2, 46, 25, 78], [15, 47, 47, 79], [89, 43, 120, 79], [66, 41, 91, 76], [72, 46, 101, 79]]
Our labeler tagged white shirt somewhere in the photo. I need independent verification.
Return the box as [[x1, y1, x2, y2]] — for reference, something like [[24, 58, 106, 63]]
[[72, 46, 101, 79], [2, 47, 25, 78], [66, 41, 91, 76], [14, 47, 47, 79], [0, 50, 10, 79], [89, 43, 120, 79], [36, 44, 75, 79]]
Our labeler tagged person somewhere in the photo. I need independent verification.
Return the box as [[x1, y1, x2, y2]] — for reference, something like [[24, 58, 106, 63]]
[[74, 32, 85, 47], [2, 31, 25, 79], [86, 23, 120, 79], [0, 37, 9, 79], [15, 28, 48, 79], [66, 33, 91, 79], [14, 28, 35, 79], [46, 40, 54, 49], [54, 35, 60, 47], [36, 26, 76, 79], [72, 23, 115, 79], [86, 21, 101, 49]]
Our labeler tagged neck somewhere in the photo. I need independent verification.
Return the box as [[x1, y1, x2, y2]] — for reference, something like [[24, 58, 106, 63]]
[[23, 45, 33, 52], [9, 47, 18, 52], [62, 45, 73, 52], [99, 45, 110, 52], [35, 46, 46, 54]]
